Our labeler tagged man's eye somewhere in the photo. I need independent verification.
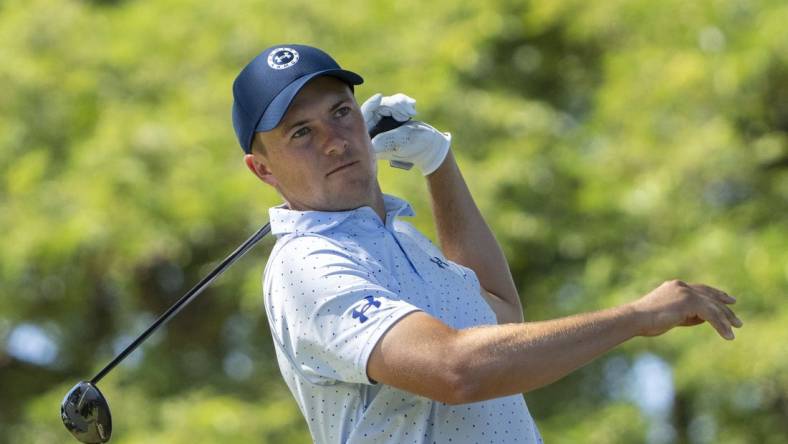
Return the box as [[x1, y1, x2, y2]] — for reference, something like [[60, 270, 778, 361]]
[[292, 127, 310, 139], [334, 106, 351, 118]]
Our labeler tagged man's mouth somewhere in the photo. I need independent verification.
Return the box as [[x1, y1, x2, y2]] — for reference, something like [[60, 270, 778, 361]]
[[326, 161, 358, 176]]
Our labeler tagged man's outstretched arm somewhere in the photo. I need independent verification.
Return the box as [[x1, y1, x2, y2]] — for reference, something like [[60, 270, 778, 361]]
[[367, 280, 742, 405], [425, 150, 524, 323]]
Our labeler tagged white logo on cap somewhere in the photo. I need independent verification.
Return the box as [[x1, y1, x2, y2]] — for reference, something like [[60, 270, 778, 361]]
[[267, 48, 299, 70]]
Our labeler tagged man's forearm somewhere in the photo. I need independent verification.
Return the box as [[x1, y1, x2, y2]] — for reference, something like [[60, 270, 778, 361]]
[[426, 151, 522, 314], [449, 303, 640, 403]]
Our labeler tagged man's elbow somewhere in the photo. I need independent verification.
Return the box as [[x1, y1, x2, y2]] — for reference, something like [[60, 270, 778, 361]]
[[438, 354, 483, 405]]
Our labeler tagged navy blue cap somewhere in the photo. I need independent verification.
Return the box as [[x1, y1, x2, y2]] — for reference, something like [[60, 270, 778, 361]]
[[232, 44, 364, 153]]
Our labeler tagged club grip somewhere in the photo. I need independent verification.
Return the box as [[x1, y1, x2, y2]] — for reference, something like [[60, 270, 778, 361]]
[[368, 116, 409, 138]]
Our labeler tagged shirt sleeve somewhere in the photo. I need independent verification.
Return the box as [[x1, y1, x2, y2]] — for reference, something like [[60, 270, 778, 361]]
[[264, 234, 421, 385]]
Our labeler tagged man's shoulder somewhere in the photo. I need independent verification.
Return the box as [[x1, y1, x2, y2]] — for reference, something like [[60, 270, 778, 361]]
[[265, 231, 378, 276], [274, 231, 347, 251], [268, 232, 351, 264]]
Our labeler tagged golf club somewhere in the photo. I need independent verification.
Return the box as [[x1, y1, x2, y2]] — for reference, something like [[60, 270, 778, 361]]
[[61, 116, 407, 443]]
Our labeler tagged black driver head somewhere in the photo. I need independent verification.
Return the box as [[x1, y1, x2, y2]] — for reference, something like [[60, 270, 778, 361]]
[[61, 381, 112, 443]]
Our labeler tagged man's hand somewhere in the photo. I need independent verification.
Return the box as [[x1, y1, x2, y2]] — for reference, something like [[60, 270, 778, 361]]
[[629, 280, 743, 339], [360, 93, 416, 131], [360, 93, 451, 175], [372, 120, 451, 176]]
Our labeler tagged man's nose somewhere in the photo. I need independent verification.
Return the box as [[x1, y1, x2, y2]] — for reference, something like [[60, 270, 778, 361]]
[[321, 123, 349, 156]]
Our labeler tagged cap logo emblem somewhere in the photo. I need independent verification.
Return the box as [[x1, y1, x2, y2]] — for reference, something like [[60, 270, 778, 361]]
[[267, 48, 299, 70]]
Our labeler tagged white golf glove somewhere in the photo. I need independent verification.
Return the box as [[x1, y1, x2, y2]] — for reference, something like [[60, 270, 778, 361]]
[[360, 93, 451, 175], [360, 93, 417, 131], [372, 120, 451, 176]]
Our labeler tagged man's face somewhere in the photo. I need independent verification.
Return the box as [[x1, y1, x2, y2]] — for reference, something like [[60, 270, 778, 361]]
[[245, 76, 379, 212]]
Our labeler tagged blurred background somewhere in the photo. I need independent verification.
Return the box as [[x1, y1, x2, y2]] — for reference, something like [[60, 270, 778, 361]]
[[1, 0, 786, 442]]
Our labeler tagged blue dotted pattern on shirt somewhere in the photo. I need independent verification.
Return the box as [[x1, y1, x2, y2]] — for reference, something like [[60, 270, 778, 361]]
[[262, 194, 543, 444]]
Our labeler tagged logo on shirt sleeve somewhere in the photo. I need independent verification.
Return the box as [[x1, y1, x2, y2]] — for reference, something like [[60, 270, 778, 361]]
[[351, 295, 381, 323]]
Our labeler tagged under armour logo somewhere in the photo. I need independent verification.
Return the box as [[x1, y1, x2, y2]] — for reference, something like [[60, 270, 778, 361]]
[[274, 52, 293, 64], [267, 47, 300, 70], [351, 295, 381, 323], [430, 257, 449, 269]]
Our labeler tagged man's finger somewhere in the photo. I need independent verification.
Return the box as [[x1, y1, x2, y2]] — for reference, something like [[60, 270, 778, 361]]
[[690, 284, 736, 304], [704, 304, 735, 340], [688, 285, 743, 327], [719, 303, 743, 328], [360, 93, 384, 128], [388, 107, 414, 122]]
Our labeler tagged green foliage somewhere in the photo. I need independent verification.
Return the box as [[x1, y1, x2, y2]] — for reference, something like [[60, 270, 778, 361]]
[[1, 0, 786, 442], [538, 402, 647, 444]]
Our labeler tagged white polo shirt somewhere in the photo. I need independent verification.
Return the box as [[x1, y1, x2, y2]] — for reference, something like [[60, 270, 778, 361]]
[[263, 194, 542, 444]]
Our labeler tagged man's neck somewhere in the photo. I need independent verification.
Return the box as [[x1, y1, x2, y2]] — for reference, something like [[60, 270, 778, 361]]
[[370, 191, 387, 224], [280, 189, 387, 222]]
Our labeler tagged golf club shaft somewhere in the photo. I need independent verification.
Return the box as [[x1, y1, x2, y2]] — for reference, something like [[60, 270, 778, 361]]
[[88, 117, 406, 385], [90, 223, 271, 384]]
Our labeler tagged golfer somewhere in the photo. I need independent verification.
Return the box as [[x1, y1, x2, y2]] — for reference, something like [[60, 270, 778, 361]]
[[231, 44, 742, 443]]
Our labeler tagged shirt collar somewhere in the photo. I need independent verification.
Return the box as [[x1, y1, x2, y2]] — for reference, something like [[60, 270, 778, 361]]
[[268, 194, 415, 236]]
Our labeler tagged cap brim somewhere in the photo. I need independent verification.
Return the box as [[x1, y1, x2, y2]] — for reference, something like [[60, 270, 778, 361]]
[[255, 69, 363, 132]]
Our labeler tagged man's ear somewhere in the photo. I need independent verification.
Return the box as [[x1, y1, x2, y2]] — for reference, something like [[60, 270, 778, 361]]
[[244, 153, 279, 188]]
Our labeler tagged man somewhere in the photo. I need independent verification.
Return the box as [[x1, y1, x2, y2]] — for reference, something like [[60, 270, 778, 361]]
[[231, 44, 742, 443]]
